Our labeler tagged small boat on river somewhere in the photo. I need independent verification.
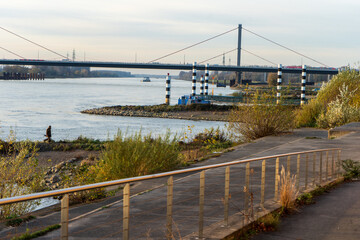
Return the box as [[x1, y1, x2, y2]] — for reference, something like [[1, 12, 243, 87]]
[[141, 77, 151, 82]]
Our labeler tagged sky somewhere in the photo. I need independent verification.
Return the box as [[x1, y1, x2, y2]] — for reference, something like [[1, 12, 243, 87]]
[[1, 0, 359, 73]]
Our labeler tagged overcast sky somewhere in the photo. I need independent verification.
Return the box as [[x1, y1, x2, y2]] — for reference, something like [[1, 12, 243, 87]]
[[1, 0, 359, 70]]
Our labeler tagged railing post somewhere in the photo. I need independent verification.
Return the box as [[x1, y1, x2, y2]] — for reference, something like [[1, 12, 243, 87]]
[[166, 176, 173, 239], [337, 150, 342, 178], [224, 166, 230, 226], [245, 163, 250, 210], [274, 157, 279, 201], [320, 152, 323, 184], [305, 153, 309, 190], [199, 171, 205, 239], [260, 160, 266, 208], [123, 183, 130, 240], [287, 155, 291, 175], [326, 151, 329, 181], [296, 154, 300, 191], [313, 152, 316, 186], [331, 150, 335, 179], [61, 194, 69, 240]]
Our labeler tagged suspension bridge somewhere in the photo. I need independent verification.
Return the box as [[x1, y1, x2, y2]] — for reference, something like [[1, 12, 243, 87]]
[[0, 24, 339, 78]]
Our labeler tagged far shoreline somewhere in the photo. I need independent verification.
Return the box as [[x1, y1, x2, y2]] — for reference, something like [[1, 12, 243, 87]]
[[81, 104, 232, 122]]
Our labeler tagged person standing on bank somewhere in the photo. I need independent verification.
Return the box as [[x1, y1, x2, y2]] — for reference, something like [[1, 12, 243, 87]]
[[45, 125, 52, 142]]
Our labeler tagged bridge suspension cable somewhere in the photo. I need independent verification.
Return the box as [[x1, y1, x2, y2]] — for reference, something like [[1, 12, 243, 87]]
[[0, 26, 68, 60], [0, 46, 25, 59], [199, 47, 277, 66], [242, 27, 330, 67], [148, 27, 238, 63]]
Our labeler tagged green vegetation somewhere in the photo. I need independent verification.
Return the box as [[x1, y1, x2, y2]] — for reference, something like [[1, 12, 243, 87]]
[[296, 69, 360, 128], [12, 224, 61, 240], [228, 91, 295, 141], [0, 134, 44, 220], [5, 215, 36, 227], [53, 136, 105, 151], [341, 159, 360, 180]]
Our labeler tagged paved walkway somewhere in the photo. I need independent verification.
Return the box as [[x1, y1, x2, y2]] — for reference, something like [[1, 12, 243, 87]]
[[0, 125, 359, 239], [252, 180, 360, 240]]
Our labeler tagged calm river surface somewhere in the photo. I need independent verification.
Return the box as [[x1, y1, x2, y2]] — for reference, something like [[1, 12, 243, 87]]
[[0, 77, 235, 141]]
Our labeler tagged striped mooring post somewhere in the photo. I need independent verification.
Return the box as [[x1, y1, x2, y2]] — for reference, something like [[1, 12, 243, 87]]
[[205, 64, 209, 95], [192, 62, 197, 96], [165, 73, 171, 105], [301, 65, 307, 105], [200, 75, 204, 95], [276, 64, 282, 104]]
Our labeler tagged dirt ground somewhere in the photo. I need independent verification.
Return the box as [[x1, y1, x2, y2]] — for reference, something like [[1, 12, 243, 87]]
[[36, 150, 99, 169]]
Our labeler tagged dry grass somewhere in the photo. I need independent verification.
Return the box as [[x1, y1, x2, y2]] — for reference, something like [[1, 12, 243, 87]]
[[279, 166, 299, 210]]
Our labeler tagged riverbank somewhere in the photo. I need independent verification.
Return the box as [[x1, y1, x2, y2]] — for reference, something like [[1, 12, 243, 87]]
[[81, 104, 232, 121]]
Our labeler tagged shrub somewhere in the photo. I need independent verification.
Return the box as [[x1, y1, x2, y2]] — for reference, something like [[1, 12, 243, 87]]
[[228, 91, 295, 141], [92, 131, 181, 181], [341, 159, 360, 180], [316, 84, 360, 128], [296, 69, 360, 128], [0, 134, 44, 219]]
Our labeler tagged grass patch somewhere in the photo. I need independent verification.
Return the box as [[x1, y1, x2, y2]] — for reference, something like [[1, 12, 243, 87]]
[[12, 224, 61, 240], [5, 215, 36, 227]]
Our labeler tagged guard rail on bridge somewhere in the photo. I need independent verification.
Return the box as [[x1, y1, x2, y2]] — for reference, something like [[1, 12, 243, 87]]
[[0, 148, 342, 239]]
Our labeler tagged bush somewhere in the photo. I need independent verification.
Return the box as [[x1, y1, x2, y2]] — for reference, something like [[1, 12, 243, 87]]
[[0, 134, 44, 219], [92, 131, 181, 181], [342, 159, 360, 180], [296, 69, 360, 128], [228, 92, 295, 141]]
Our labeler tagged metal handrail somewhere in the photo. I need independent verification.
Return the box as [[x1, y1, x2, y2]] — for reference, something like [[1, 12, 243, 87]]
[[0, 148, 340, 205]]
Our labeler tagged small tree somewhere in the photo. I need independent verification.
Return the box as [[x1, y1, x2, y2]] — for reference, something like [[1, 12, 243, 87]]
[[267, 73, 277, 86], [0, 135, 44, 219]]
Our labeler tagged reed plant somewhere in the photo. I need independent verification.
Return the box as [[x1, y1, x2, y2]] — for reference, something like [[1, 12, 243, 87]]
[[279, 166, 298, 211]]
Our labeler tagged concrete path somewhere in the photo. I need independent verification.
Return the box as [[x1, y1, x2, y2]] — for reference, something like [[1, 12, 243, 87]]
[[252, 180, 360, 240], [0, 124, 359, 239]]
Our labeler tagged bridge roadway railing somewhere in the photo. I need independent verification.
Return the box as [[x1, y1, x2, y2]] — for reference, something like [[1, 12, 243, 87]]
[[0, 148, 342, 239]]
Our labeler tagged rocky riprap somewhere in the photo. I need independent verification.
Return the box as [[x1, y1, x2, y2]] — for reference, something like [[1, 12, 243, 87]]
[[43, 157, 94, 190], [81, 106, 229, 121]]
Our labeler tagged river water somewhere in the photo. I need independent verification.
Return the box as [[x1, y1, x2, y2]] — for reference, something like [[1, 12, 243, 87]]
[[0, 77, 235, 141]]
